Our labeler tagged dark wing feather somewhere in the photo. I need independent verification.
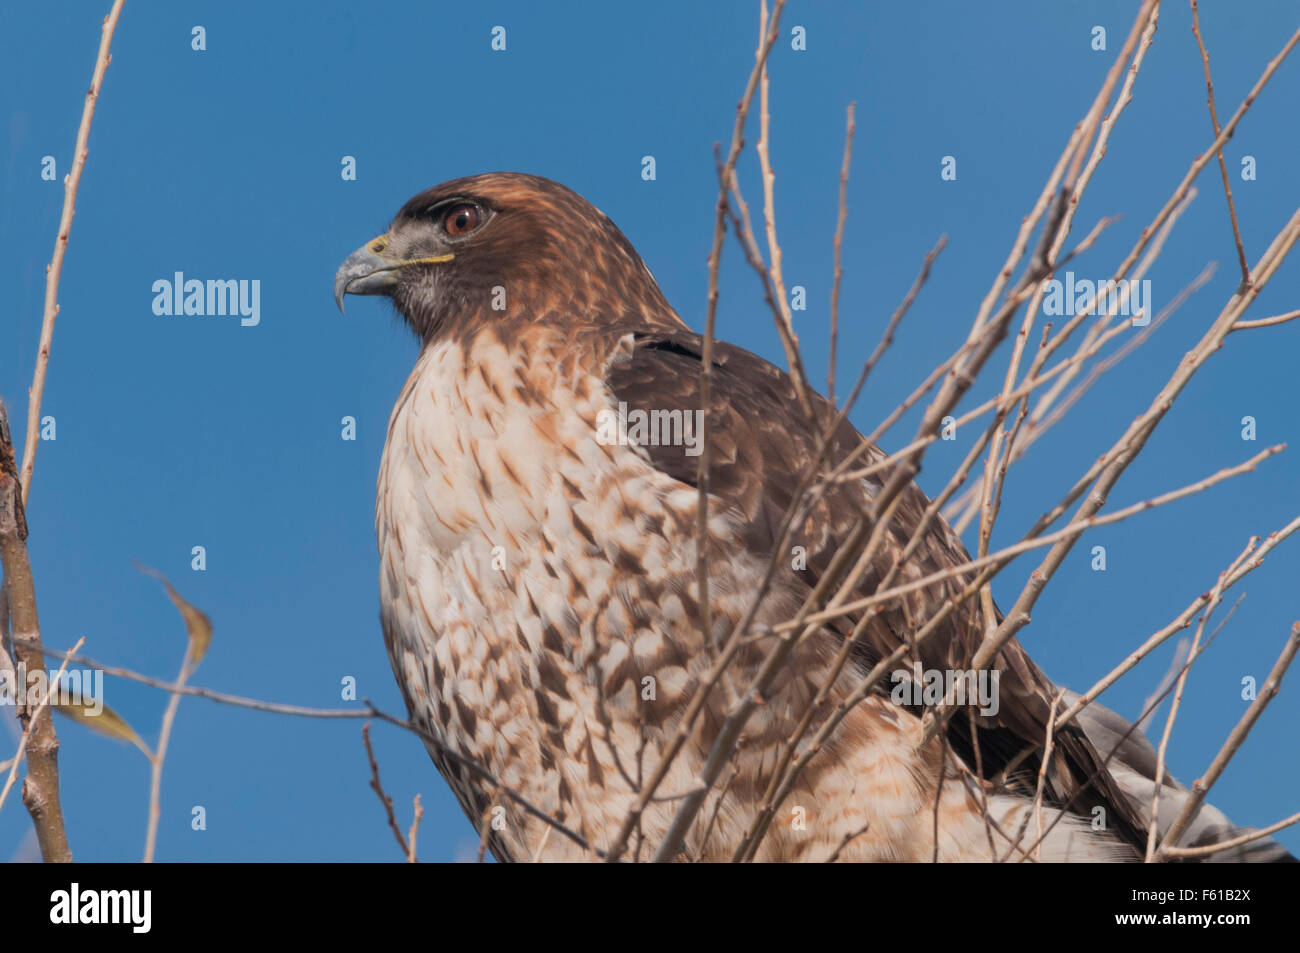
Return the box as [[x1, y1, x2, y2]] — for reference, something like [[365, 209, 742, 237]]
[[603, 326, 1147, 852]]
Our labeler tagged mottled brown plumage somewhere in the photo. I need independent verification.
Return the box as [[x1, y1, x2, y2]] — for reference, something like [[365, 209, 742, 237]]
[[335, 172, 1292, 862]]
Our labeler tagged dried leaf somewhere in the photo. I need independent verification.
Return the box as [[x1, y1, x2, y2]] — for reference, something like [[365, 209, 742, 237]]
[[135, 563, 213, 667], [54, 699, 152, 759]]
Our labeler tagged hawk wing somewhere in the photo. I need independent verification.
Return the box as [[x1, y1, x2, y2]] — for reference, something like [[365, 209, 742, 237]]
[[602, 325, 1148, 851]]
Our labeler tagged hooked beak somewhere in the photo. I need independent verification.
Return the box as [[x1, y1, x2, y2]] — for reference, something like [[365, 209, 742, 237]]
[[333, 235, 454, 313]]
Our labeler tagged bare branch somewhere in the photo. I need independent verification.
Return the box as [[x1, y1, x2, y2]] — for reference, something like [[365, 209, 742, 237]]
[[970, 204, 1300, 676], [1160, 809, 1300, 860], [824, 823, 871, 864], [827, 102, 856, 406], [0, 638, 84, 818], [407, 795, 423, 863], [791, 445, 1282, 636], [21, 0, 127, 504], [756, 0, 803, 401], [361, 723, 412, 861], [1055, 512, 1300, 734], [1144, 547, 1248, 860], [143, 638, 199, 863], [0, 401, 71, 861], [606, 0, 788, 863], [1157, 621, 1300, 855], [12, 635, 598, 858], [1232, 308, 1300, 332], [1190, 0, 1251, 286], [1030, 690, 1066, 862]]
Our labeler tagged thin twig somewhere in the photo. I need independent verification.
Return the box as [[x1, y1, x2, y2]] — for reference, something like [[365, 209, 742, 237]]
[[1160, 809, 1300, 859], [931, 741, 948, 862], [844, 235, 945, 417], [21, 0, 127, 504], [143, 645, 198, 863], [1144, 547, 1247, 860], [827, 102, 856, 406], [475, 794, 498, 863], [1031, 690, 1066, 862], [1157, 621, 1300, 855], [10, 635, 596, 857], [974, 0, 1161, 601], [1190, 0, 1251, 286], [755, 0, 806, 411], [0, 638, 84, 815], [786, 444, 1282, 635], [968, 204, 1300, 678], [605, 0, 787, 863], [948, 184, 1202, 534], [407, 795, 423, 863], [695, 0, 788, 661], [1055, 512, 1300, 734], [755, 444, 1282, 848], [825, 823, 871, 864], [1232, 308, 1300, 331], [361, 723, 413, 860], [1015, 614, 1235, 860]]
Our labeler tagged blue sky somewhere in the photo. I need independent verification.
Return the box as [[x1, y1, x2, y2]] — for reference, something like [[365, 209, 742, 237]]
[[2, 1, 1298, 861]]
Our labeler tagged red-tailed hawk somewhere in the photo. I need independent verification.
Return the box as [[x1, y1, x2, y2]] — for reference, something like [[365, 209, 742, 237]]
[[334, 172, 1291, 862]]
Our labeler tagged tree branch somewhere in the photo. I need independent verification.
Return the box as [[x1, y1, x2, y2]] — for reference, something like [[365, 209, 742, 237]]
[[21, 0, 127, 504], [0, 401, 72, 861]]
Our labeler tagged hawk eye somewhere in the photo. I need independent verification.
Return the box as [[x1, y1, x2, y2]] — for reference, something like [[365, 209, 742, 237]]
[[442, 203, 483, 237]]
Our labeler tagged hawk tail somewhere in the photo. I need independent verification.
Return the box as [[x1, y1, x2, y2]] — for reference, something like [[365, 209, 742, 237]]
[[1064, 690, 1296, 862]]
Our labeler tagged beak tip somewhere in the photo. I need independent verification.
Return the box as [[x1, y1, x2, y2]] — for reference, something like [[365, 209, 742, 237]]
[[332, 268, 352, 314], [334, 240, 395, 313]]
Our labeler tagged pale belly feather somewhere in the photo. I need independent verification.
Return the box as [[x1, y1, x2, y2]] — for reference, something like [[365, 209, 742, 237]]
[[375, 331, 1130, 862]]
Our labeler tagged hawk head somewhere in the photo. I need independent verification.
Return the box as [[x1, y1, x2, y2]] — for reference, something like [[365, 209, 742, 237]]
[[334, 172, 680, 341]]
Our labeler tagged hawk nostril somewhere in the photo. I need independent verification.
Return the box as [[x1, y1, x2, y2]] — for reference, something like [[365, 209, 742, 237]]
[[369, 237, 389, 254]]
